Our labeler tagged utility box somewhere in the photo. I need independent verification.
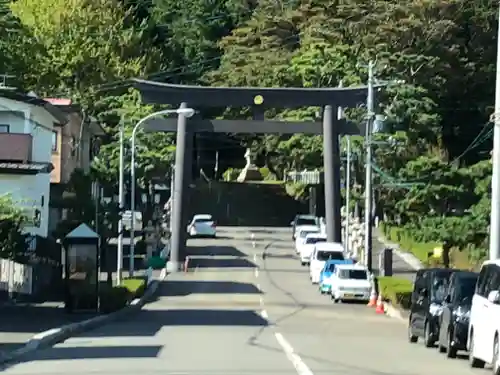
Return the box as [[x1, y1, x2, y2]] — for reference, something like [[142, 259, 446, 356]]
[[381, 248, 393, 277]]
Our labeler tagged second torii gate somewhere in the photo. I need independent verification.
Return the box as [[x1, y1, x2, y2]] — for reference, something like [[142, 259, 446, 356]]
[[132, 79, 370, 271]]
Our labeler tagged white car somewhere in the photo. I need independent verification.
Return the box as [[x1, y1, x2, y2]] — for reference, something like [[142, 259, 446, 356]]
[[309, 242, 345, 284], [468, 259, 500, 370], [298, 233, 326, 266], [294, 226, 320, 253], [330, 264, 371, 303], [187, 214, 216, 238]]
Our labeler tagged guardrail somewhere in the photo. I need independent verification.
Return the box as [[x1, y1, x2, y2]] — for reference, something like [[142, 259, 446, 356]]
[[285, 170, 322, 184]]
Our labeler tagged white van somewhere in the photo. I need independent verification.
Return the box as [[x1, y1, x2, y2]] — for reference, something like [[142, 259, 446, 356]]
[[299, 233, 327, 266], [294, 225, 320, 253], [468, 259, 500, 371], [309, 242, 345, 284]]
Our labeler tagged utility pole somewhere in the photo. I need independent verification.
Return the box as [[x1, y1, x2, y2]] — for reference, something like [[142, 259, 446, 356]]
[[116, 121, 124, 285], [364, 61, 375, 272], [345, 136, 351, 253], [490, 5, 500, 260], [169, 166, 174, 233]]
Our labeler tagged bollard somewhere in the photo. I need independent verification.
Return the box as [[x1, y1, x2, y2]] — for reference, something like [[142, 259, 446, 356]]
[[251, 233, 256, 248], [184, 256, 190, 272]]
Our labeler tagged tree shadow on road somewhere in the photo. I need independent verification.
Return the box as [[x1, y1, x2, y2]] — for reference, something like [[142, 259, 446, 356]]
[[155, 280, 262, 297], [18, 345, 163, 362], [191, 258, 257, 268], [188, 246, 247, 257]]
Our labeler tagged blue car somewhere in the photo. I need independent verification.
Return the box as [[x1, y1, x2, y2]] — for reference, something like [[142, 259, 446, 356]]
[[319, 259, 354, 294]]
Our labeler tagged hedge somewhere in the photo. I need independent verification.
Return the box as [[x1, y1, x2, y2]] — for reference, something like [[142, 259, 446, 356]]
[[377, 276, 413, 310], [99, 277, 147, 313]]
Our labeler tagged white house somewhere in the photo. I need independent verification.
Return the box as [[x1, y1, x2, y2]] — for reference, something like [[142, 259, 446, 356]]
[[0, 89, 67, 239]]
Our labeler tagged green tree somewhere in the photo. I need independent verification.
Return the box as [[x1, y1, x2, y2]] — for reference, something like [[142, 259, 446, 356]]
[[10, 0, 162, 99], [0, 195, 28, 261]]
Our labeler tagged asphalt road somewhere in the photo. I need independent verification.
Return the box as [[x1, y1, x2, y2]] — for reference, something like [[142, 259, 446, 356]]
[[2, 227, 482, 375]]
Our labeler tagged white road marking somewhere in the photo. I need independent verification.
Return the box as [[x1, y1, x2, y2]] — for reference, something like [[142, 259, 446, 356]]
[[259, 296, 263, 306], [254, 268, 259, 278], [253, 253, 257, 262], [275, 332, 314, 375], [261, 310, 269, 319]]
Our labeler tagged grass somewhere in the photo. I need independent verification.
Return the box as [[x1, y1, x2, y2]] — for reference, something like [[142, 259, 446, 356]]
[[377, 276, 413, 310], [121, 277, 147, 298], [383, 224, 441, 263], [381, 223, 478, 270]]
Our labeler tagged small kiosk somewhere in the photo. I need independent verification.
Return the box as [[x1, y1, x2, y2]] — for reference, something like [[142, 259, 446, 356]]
[[62, 224, 100, 313]]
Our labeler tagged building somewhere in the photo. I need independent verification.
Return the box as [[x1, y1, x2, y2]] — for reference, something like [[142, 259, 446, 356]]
[[0, 89, 67, 239], [43, 98, 105, 234]]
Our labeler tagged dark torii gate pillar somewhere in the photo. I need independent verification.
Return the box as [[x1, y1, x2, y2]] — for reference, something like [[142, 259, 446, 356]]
[[133, 80, 371, 271]]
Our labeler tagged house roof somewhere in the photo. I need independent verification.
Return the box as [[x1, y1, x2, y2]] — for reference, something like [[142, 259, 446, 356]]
[[0, 90, 68, 124], [44, 98, 105, 136]]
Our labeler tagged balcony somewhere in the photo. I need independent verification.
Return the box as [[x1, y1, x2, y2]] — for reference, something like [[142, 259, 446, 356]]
[[0, 133, 32, 162]]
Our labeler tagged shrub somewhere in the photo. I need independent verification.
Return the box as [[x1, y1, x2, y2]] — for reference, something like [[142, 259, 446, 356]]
[[377, 276, 413, 310], [98, 277, 147, 313], [122, 277, 147, 298], [99, 285, 130, 313]]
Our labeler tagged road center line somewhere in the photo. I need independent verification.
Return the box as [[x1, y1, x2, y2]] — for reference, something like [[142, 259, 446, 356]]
[[274, 332, 314, 375]]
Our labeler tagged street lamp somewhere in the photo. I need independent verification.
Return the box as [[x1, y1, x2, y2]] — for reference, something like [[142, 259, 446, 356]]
[[129, 107, 195, 276]]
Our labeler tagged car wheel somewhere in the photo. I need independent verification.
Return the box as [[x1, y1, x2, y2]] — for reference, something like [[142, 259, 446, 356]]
[[446, 329, 457, 358], [408, 317, 418, 343], [493, 335, 500, 375], [469, 331, 486, 368], [423, 321, 434, 348]]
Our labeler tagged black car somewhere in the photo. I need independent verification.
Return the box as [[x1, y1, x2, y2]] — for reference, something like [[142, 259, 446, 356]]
[[437, 271, 478, 358], [290, 214, 318, 240], [408, 268, 457, 347]]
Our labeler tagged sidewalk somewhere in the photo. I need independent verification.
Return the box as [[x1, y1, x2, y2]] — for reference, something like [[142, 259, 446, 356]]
[[372, 226, 423, 283], [0, 300, 97, 358]]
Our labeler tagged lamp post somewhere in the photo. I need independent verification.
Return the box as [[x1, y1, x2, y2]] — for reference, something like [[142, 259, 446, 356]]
[[129, 107, 195, 276]]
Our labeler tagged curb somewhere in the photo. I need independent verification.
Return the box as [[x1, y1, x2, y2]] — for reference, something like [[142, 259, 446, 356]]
[[383, 302, 406, 322], [0, 274, 165, 365]]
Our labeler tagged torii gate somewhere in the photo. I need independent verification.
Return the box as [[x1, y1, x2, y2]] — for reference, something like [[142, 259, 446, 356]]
[[132, 79, 370, 271]]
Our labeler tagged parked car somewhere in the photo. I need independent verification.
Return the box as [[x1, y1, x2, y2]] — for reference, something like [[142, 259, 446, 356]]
[[319, 259, 354, 294], [437, 271, 478, 358], [330, 263, 371, 303], [298, 233, 326, 265], [290, 214, 318, 240], [294, 226, 320, 254], [468, 259, 500, 370], [187, 214, 216, 238], [309, 242, 345, 284], [408, 268, 457, 347]]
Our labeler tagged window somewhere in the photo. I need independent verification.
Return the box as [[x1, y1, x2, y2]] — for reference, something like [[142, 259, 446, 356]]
[[71, 136, 77, 157], [306, 237, 326, 245], [317, 250, 344, 261], [484, 265, 500, 297], [296, 218, 317, 226], [477, 264, 492, 297], [0, 124, 9, 133], [339, 269, 368, 280], [52, 130, 58, 151], [300, 230, 317, 238]]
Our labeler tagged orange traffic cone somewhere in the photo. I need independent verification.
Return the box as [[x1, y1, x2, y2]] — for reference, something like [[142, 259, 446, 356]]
[[375, 294, 385, 314], [367, 284, 377, 307]]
